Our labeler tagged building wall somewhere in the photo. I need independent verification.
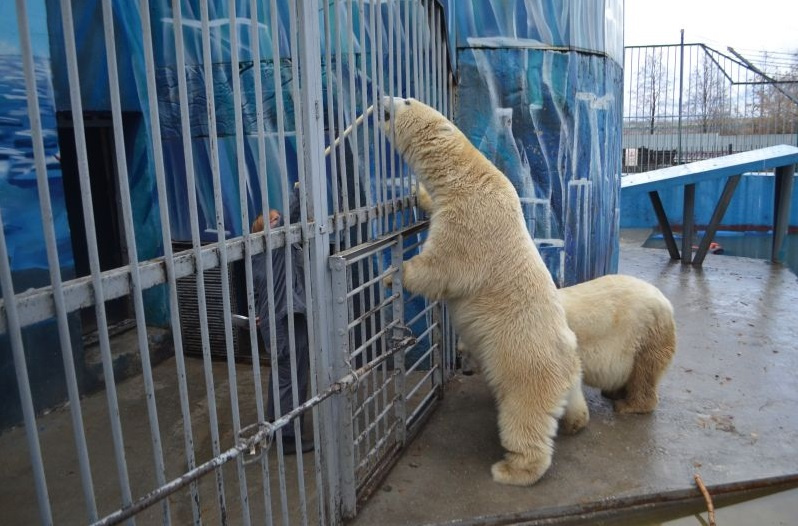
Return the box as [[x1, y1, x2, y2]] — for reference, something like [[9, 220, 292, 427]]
[[447, 0, 624, 286], [621, 174, 798, 230], [0, 0, 84, 429]]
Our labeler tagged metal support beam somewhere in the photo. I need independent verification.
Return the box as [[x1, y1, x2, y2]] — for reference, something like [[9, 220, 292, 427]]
[[681, 184, 696, 265], [693, 175, 741, 266], [329, 256, 357, 519], [648, 191, 681, 260], [773, 164, 796, 263]]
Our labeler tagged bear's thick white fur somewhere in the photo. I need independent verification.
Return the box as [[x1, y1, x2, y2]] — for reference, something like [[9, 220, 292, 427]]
[[414, 182, 677, 414], [381, 96, 586, 486], [456, 273, 677, 414], [557, 274, 676, 413]]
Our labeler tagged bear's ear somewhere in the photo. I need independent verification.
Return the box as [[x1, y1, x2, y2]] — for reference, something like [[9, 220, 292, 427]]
[[436, 123, 455, 135]]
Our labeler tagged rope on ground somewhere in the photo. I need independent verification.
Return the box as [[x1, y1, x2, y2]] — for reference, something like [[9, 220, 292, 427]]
[[694, 473, 716, 526]]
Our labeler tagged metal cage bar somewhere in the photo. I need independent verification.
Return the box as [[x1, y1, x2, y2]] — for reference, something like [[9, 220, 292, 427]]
[[2, 2, 457, 525]]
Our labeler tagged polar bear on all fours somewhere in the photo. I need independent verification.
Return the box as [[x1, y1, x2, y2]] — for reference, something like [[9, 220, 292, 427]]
[[460, 275, 677, 414], [380, 96, 588, 487], [557, 275, 677, 414]]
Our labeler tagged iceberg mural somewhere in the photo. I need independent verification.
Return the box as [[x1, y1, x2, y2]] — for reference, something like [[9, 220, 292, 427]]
[[449, 0, 624, 285]]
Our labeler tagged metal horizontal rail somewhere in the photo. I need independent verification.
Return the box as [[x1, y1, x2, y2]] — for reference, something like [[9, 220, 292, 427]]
[[352, 371, 399, 420], [92, 334, 417, 526], [347, 293, 399, 331], [354, 395, 400, 446], [332, 220, 429, 265], [405, 364, 438, 402], [356, 420, 399, 473], [347, 267, 395, 299], [351, 319, 401, 360], [0, 200, 421, 333]]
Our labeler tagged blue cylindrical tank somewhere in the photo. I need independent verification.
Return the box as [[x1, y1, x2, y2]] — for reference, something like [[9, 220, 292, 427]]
[[447, 0, 624, 286]]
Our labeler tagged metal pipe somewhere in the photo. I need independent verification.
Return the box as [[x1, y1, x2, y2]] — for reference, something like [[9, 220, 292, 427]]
[[198, 0, 233, 519], [58, 0, 134, 509], [0, 212, 53, 525], [14, 0, 98, 519]]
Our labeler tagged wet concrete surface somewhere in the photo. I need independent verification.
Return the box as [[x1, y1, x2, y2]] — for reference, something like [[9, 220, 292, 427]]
[[353, 233, 798, 525], [0, 356, 322, 525]]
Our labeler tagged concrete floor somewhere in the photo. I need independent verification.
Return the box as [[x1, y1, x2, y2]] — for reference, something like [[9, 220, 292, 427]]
[[3, 233, 798, 525], [353, 232, 798, 525], [0, 355, 323, 525]]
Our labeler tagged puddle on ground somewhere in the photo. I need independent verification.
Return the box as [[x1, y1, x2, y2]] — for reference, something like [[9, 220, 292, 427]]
[[599, 486, 798, 526]]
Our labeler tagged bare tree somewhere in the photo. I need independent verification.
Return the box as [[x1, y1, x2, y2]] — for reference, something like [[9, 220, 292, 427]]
[[750, 52, 798, 134], [687, 51, 730, 133], [636, 50, 669, 134]]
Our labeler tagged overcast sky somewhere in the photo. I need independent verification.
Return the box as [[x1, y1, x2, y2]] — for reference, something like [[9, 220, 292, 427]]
[[625, 0, 798, 66]]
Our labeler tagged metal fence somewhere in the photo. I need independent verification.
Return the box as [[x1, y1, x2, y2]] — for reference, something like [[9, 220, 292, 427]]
[[623, 42, 798, 173], [1, 0, 455, 524]]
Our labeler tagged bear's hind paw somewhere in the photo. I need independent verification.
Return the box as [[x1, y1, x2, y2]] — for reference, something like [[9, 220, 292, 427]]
[[490, 455, 550, 487], [560, 408, 589, 435]]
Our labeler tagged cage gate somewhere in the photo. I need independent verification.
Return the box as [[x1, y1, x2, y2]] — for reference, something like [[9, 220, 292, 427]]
[[1, 0, 456, 525]]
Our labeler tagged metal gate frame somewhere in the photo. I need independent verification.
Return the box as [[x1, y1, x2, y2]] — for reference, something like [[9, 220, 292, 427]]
[[1, 0, 456, 524]]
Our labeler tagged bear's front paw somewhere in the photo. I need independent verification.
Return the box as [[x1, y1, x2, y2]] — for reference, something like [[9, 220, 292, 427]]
[[382, 273, 394, 288]]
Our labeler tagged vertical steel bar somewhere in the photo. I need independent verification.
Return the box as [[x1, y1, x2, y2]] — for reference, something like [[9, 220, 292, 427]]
[[390, 238, 407, 445], [171, 0, 225, 520], [681, 183, 696, 264], [357, 0, 373, 227], [323, 0, 342, 254], [334, 0, 352, 251], [387, 0, 401, 226], [225, 0, 257, 519], [319, 1, 346, 520], [294, 1, 329, 519], [413, 0, 420, 100], [245, 0, 276, 522], [347, 0, 363, 225], [57, 0, 134, 511], [424, 1, 431, 105], [345, 0, 366, 473], [376, 1, 389, 232], [0, 214, 53, 525], [360, 0, 375, 231], [773, 164, 796, 263], [403, 0, 412, 224], [14, 0, 98, 520], [286, 3, 311, 522], [106, 1, 171, 522], [329, 256, 357, 518], [363, 0, 383, 459], [677, 30, 685, 165], [374, 2, 392, 457], [431, 5, 439, 111], [199, 0, 250, 521], [267, 0, 293, 519]]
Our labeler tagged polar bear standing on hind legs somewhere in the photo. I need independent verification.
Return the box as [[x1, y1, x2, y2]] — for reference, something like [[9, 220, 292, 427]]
[[380, 96, 587, 486]]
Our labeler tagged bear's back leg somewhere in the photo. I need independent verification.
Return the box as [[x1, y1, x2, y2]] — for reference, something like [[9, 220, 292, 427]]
[[614, 315, 677, 414], [490, 384, 570, 486]]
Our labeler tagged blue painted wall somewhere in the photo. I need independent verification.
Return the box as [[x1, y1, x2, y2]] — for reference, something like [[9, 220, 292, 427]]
[[621, 174, 798, 230], [0, 0, 84, 429], [448, 0, 624, 286]]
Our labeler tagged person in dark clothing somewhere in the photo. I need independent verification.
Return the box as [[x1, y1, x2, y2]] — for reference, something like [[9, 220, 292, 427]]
[[251, 184, 313, 455]]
